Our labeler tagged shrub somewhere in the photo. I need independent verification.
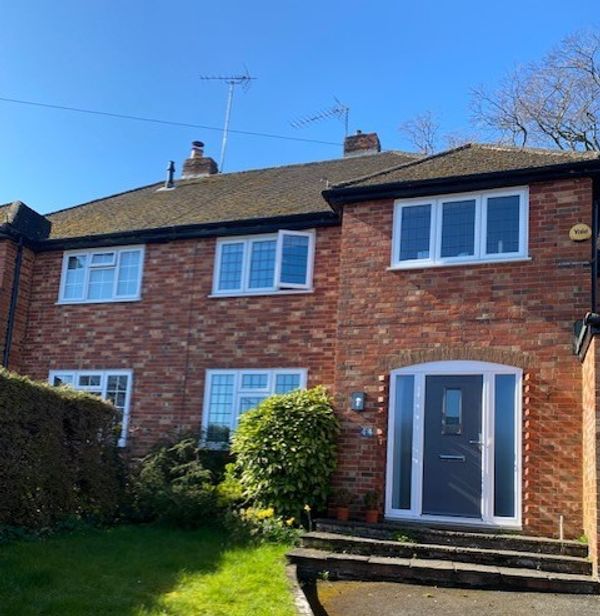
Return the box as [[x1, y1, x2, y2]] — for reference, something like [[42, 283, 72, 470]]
[[231, 386, 339, 518], [224, 506, 301, 544], [0, 369, 122, 530], [130, 437, 218, 527]]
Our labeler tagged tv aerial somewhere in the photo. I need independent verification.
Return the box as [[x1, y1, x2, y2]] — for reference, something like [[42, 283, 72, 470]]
[[199, 67, 257, 171], [290, 97, 350, 137]]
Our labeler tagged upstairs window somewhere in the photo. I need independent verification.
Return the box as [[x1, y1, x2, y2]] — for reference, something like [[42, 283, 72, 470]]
[[213, 230, 315, 295], [49, 369, 133, 447], [202, 369, 307, 445], [392, 188, 528, 268], [59, 245, 144, 303]]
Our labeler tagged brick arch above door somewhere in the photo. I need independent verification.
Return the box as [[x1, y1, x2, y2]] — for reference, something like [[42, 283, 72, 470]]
[[382, 346, 532, 373]]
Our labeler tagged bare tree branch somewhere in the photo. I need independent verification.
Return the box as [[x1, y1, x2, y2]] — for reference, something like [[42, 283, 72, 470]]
[[471, 29, 600, 151], [399, 111, 440, 155]]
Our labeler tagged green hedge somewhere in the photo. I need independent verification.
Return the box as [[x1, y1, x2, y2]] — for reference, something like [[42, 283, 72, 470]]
[[0, 369, 123, 530]]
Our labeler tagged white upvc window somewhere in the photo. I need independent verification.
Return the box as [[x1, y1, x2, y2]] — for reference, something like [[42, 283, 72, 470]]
[[391, 187, 529, 269], [212, 230, 315, 296], [58, 245, 145, 304], [202, 368, 308, 445], [49, 369, 133, 447]]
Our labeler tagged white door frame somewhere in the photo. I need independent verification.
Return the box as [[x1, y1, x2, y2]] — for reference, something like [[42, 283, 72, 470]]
[[385, 360, 522, 529]]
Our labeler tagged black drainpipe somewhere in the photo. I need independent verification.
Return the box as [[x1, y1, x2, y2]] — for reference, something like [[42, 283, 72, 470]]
[[3, 236, 24, 369], [592, 175, 599, 314]]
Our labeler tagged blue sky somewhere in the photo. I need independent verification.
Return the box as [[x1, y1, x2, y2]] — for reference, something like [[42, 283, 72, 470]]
[[0, 1, 596, 213]]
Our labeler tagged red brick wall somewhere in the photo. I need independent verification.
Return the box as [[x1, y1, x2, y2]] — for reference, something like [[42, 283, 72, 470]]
[[19, 226, 340, 454], [0, 239, 34, 370], [333, 178, 592, 538]]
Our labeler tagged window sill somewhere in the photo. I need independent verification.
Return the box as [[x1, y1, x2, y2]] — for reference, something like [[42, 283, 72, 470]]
[[56, 297, 142, 306], [387, 256, 532, 271], [208, 289, 314, 298]]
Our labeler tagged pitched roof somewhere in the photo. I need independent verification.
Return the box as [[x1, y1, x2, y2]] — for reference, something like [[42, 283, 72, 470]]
[[333, 143, 600, 189], [45, 151, 418, 240]]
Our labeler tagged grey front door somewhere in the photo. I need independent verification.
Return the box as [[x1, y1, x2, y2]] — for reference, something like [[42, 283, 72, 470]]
[[422, 375, 483, 518]]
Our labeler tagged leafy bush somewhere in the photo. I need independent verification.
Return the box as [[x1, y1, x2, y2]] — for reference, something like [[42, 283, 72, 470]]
[[0, 369, 122, 530], [231, 386, 339, 518], [130, 437, 218, 527]]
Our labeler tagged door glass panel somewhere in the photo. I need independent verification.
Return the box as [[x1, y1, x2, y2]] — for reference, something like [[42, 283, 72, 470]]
[[494, 374, 516, 517], [392, 375, 414, 510], [442, 388, 462, 435], [441, 199, 476, 257]]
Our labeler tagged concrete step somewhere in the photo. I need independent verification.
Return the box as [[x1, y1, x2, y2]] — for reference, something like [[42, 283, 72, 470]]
[[302, 531, 592, 576], [287, 547, 600, 595], [314, 519, 588, 558]]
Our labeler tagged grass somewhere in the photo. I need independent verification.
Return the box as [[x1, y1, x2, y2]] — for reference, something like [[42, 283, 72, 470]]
[[0, 525, 297, 616]]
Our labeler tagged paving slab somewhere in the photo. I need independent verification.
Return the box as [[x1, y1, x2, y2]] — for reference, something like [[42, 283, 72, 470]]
[[316, 580, 600, 616]]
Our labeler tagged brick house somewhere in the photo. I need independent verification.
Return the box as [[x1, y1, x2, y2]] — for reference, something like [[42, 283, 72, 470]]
[[3, 134, 600, 566]]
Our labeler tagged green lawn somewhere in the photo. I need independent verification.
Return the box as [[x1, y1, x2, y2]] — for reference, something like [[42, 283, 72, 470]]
[[0, 525, 297, 616]]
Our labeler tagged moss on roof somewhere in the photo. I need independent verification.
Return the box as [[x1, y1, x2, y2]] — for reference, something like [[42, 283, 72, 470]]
[[334, 143, 600, 189], [45, 152, 417, 239]]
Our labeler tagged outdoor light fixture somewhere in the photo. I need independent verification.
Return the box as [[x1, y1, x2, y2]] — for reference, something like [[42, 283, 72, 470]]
[[350, 391, 366, 411]]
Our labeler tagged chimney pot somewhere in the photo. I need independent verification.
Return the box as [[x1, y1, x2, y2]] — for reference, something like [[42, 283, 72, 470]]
[[343, 131, 381, 157], [182, 140, 218, 178]]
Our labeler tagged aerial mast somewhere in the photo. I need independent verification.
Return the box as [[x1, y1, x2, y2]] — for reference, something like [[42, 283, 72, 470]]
[[199, 68, 257, 171]]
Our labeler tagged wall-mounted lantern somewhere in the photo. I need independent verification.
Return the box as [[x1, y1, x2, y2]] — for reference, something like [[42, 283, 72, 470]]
[[350, 391, 366, 412]]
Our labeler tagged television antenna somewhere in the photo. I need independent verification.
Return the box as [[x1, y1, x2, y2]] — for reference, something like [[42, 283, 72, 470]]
[[199, 68, 257, 171], [290, 98, 350, 137]]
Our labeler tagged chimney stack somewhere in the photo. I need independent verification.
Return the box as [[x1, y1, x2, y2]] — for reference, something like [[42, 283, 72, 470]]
[[343, 130, 381, 157], [181, 141, 218, 179]]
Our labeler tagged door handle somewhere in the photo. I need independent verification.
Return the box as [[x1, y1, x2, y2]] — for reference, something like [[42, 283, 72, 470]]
[[439, 454, 466, 462], [469, 439, 483, 446]]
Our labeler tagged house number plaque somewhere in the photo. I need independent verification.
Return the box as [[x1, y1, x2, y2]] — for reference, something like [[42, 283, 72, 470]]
[[569, 223, 592, 241]]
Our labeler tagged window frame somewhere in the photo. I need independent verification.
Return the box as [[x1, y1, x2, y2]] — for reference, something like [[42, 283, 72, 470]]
[[201, 368, 308, 446], [212, 230, 315, 296], [391, 187, 529, 269], [58, 245, 145, 304], [48, 369, 133, 447]]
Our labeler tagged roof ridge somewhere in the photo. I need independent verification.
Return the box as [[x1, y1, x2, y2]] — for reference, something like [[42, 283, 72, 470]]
[[177, 149, 419, 183], [332, 143, 472, 188], [471, 142, 600, 158]]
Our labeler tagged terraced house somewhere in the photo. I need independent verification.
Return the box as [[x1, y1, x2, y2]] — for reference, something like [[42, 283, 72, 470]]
[[3, 132, 600, 575]]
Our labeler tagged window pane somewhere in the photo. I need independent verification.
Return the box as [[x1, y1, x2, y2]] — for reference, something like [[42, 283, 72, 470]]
[[441, 200, 476, 258], [88, 268, 115, 300], [494, 374, 516, 518], [248, 240, 276, 289], [117, 251, 141, 296], [486, 195, 520, 254], [78, 375, 101, 387], [239, 395, 267, 414], [53, 374, 74, 386], [399, 205, 431, 261], [280, 234, 309, 285], [275, 373, 301, 394], [241, 374, 268, 389], [64, 255, 86, 299], [91, 252, 115, 266], [218, 243, 244, 290], [392, 375, 414, 510], [206, 374, 235, 443]]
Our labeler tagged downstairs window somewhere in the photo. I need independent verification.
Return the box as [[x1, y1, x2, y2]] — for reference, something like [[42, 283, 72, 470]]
[[49, 369, 133, 447], [202, 369, 307, 445]]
